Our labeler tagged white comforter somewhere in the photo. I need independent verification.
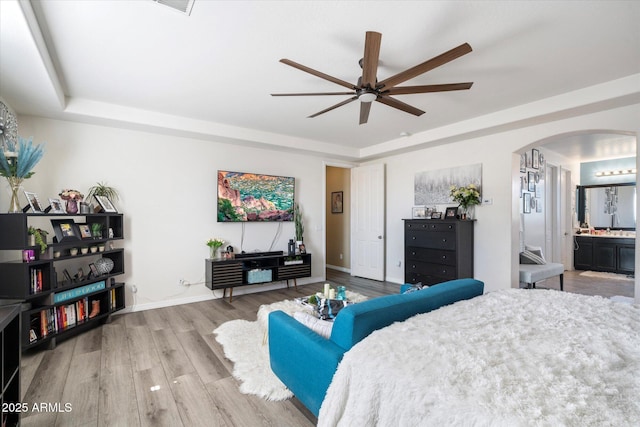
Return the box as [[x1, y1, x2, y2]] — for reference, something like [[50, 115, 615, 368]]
[[318, 289, 640, 427]]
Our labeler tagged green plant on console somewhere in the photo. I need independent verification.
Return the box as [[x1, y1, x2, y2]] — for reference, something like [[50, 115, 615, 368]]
[[86, 181, 120, 202], [28, 226, 48, 253], [294, 203, 304, 241]]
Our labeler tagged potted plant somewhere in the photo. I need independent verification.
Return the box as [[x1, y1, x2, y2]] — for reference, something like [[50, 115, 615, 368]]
[[294, 203, 304, 247], [206, 237, 225, 259], [87, 182, 120, 212], [28, 226, 48, 254]]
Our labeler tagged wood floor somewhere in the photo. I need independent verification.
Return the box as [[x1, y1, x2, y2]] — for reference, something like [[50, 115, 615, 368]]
[[19, 268, 634, 426], [19, 271, 397, 427]]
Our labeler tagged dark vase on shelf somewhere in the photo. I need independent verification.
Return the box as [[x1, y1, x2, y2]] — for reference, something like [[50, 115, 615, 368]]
[[65, 199, 79, 214]]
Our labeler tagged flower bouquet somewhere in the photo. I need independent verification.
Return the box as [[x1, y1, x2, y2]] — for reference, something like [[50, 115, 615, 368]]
[[0, 137, 45, 212], [449, 184, 481, 219], [206, 238, 225, 258], [59, 189, 84, 214]]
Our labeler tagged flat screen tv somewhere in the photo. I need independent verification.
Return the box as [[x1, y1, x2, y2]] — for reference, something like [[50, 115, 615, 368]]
[[217, 170, 295, 222]]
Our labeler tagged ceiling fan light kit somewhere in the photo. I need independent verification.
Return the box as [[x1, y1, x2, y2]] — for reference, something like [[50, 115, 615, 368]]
[[272, 31, 473, 124]]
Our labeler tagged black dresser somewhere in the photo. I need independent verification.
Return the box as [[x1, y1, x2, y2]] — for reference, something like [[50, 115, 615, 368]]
[[404, 219, 474, 285]]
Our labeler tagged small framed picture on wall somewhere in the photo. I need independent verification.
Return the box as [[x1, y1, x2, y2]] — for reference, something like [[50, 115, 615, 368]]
[[331, 191, 343, 214], [523, 193, 531, 214], [532, 148, 540, 169], [527, 172, 535, 192]]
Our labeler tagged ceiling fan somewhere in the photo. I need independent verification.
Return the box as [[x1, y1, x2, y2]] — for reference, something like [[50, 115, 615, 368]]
[[272, 31, 473, 125]]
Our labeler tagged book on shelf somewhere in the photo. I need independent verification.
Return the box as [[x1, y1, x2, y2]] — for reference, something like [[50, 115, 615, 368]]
[[53, 280, 106, 304], [30, 268, 44, 294]]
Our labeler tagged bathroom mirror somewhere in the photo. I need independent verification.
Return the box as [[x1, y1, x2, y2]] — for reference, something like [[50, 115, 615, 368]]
[[577, 183, 636, 229]]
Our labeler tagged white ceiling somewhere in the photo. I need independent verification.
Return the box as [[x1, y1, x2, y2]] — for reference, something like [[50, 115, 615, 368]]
[[1, 0, 639, 161]]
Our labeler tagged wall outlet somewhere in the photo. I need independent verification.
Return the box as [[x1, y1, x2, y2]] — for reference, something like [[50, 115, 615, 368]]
[[482, 197, 493, 205], [131, 284, 138, 293], [178, 279, 186, 286], [339, 253, 343, 260]]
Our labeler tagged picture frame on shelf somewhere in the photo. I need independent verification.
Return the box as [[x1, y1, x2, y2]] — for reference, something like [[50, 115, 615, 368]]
[[445, 207, 458, 218], [331, 191, 343, 214], [48, 198, 66, 213], [95, 195, 117, 213], [77, 223, 93, 239], [523, 193, 531, 214], [51, 219, 80, 243], [412, 206, 426, 219], [89, 263, 100, 278], [532, 149, 540, 169], [63, 269, 73, 284], [24, 191, 44, 213], [431, 212, 442, 219]]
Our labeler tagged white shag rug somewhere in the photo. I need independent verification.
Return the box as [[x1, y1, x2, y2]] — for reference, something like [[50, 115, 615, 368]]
[[213, 291, 366, 401], [319, 289, 640, 427], [579, 270, 634, 281]]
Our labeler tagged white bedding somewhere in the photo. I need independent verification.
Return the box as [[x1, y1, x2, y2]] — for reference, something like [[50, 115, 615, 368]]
[[318, 289, 640, 427]]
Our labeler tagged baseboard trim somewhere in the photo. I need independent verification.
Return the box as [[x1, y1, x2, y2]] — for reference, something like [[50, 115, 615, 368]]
[[117, 276, 324, 314], [327, 264, 350, 273]]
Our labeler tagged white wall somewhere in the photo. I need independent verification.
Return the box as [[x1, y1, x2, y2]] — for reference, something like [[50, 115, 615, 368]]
[[10, 102, 640, 305], [10, 117, 327, 311], [368, 103, 639, 294]]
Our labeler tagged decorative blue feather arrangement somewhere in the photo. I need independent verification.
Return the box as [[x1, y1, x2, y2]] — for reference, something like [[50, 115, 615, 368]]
[[0, 136, 45, 178]]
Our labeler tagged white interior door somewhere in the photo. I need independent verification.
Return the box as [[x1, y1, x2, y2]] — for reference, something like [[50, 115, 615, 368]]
[[351, 163, 385, 281]]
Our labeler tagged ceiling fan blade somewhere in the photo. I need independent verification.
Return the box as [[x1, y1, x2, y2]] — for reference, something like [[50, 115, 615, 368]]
[[377, 43, 472, 89], [308, 96, 358, 118], [376, 95, 425, 116], [361, 31, 382, 88], [359, 101, 372, 125], [385, 82, 473, 95], [280, 59, 356, 90], [271, 91, 356, 96]]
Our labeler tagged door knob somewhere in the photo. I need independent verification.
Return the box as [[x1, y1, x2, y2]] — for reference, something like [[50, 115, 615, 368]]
[[378, 235, 382, 239]]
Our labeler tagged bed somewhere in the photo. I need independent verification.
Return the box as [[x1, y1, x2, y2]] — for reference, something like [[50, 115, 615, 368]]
[[318, 289, 640, 426]]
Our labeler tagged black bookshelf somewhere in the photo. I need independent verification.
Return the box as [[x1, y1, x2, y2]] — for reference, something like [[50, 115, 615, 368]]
[[0, 213, 126, 350], [0, 304, 20, 426]]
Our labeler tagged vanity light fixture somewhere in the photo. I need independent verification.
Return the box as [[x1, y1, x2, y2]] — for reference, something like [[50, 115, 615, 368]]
[[595, 168, 636, 177]]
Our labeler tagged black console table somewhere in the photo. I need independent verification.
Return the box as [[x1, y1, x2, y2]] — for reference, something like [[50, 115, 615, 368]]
[[205, 252, 311, 301]]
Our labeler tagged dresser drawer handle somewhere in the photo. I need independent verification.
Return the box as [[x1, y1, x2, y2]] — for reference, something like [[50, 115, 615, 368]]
[[412, 265, 416, 269], [411, 252, 416, 256], [442, 255, 446, 259], [448, 225, 453, 229], [442, 239, 447, 242], [412, 236, 416, 240]]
